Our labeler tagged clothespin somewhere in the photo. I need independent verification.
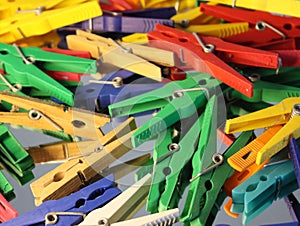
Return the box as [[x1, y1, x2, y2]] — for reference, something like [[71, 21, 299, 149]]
[[110, 7, 177, 19], [0, 1, 102, 43], [109, 72, 220, 147], [2, 175, 121, 226], [289, 138, 300, 187], [199, 0, 300, 18], [75, 70, 165, 111], [30, 117, 135, 205], [140, 0, 195, 12], [0, 171, 15, 201], [0, 92, 110, 139], [200, 4, 300, 46], [66, 30, 175, 81], [231, 160, 299, 225], [225, 97, 300, 165], [14, 30, 60, 48], [147, 24, 280, 98], [122, 33, 148, 44], [0, 193, 18, 223], [0, 43, 97, 106], [60, 12, 174, 34], [0, 123, 35, 185], [181, 130, 252, 225], [227, 100, 272, 118], [284, 193, 300, 224], [79, 173, 151, 225]]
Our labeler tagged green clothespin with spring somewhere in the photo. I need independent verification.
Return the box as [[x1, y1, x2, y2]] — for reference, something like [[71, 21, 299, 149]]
[[0, 171, 15, 201], [109, 72, 220, 147], [0, 42, 96, 106], [181, 130, 253, 226], [0, 124, 34, 185]]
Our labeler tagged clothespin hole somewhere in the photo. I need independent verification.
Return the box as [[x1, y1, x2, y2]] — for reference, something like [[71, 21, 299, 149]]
[[198, 79, 207, 86], [86, 88, 95, 93], [53, 172, 65, 182], [168, 143, 180, 152], [173, 91, 184, 98], [163, 167, 172, 176], [0, 50, 8, 55], [292, 104, 300, 117], [246, 184, 257, 192], [255, 21, 266, 31], [212, 153, 224, 164], [178, 38, 189, 43], [45, 214, 57, 224], [94, 146, 104, 152], [29, 110, 41, 120], [205, 180, 213, 190], [98, 218, 109, 226], [72, 120, 86, 128], [260, 175, 267, 181], [283, 23, 292, 30]]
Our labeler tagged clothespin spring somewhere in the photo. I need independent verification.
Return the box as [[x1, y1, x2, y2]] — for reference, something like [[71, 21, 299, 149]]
[[172, 87, 210, 100], [29, 110, 64, 131], [13, 44, 35, 65], [89, 77, 123, 88], [0, 73, 22, 92], [255, 21, 286, 40], [190, 153, 224, 182], [45, 212, 86, 224], [192, 33, 215, 53]]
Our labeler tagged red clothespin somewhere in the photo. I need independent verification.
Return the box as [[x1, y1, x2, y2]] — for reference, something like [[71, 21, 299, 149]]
[[147, 24, 280, 98], [252, 39, 296, 51], [0, 193, 18, 223], [200, 4, 300, 48], [42, 48, 92, 82], [272, 50, 300, 67]]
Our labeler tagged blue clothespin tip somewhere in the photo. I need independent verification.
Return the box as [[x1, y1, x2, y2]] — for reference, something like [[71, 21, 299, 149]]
[[289, 138, 300, 187], [74, 70, 165, 111], [260, 223, 299, 226], [2, 175, 121, 226], [118, 7, 177, 19]]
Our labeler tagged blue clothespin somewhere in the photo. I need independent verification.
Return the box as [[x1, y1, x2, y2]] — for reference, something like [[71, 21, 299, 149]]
[[231, 160, 299, 225], [115, 7, 177, 19], [59, 14, 174, 33], [2, 175, 121, 226], [289, 138, 300, 187], [74, 70, 165, 111]]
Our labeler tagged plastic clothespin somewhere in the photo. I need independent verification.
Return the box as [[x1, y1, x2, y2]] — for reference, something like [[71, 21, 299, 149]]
[[30, 117, 136, 205], [140, 0, 195, 12], [75, 70, 165, 111], [225, 97, 300, 165], [289, 138, 300, 187], [200, 0, 300, 18], [147, 24, 280, 98], [181, 130, 253, 225], [109, 72, 220, 147], [231, 160, 298, 225], [59, 12, 174, 34], [200, 4, 300, 46], [284, 193, 300, 224], [0, 124, 35, 185], [66, 30, 175, 81], [79, 173, 151, 225], [0, 42, 97, 106], [0, 172, 15, 201], [122, 33, 148, 44], [272, 50, 300, 67], [0, 193, 18, 223], [2, 175, 121, 226], [0, 92, 109, 140], [0, 1, 102, 43]]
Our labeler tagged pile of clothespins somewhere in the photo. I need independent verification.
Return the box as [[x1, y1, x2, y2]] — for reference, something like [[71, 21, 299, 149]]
[[1, 0, 300, 225]]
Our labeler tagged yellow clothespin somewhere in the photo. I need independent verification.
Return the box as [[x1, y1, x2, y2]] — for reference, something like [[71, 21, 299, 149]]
[[225, 97, 300, 164], [15, 30, 60, 47], [30, 117, 136, 205], [140, 0, 195, 12], [79, 174, 152, 225], [67, 30, 175, 81], [207, 0, 300, 18], [0, 0, 102, 43], [180, 22, 249, 38], [122, 33, 148, 45], [0, 93, 109, 140]]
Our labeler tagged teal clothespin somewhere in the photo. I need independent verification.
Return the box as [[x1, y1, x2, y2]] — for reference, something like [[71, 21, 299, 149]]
[[0, 124, 34, 185], [0, 171, 15, 201], [231, 159, 298, 225], [109, 72, 220, 147], [181, 130, 253, 226], [0, 42, 96, 106]]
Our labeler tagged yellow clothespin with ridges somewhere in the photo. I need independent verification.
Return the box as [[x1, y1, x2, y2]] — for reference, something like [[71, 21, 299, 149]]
[[225, 97, 300, 164], [140, 0, 195, 12], [122, 33, 148, 45], [181, 22, 249, 38], [15, 30, 60, 47], [67, 30, 175, 80], [228, 125, 282, 172], [207, 0, 300, 18], [0, 0, 102, 43]]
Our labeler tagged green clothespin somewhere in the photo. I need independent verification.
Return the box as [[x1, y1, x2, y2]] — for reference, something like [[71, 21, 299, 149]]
[[0, 124, 34, 185], [0, 42, 96, 106], [109, 72, 220, 147], [181, 130, 253, 226], [227, 100, 272, 117], [0, 171, 15, 201], [227, 79, 300, 103]]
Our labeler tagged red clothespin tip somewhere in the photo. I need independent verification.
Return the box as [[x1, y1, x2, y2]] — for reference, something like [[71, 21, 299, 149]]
[[0, 193, 18, 223], [42, 48, 91, 59]]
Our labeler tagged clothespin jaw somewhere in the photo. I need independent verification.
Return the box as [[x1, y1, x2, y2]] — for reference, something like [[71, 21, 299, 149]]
[[79, 174, 152, 225], [0, 193, 18, 223], [3, 175, 121, 226], [285, 193, 300, 224], [0, 123, 35, 185], [225, 97, 300, 164], [30, 117, 136, 205], [181, 130, 253, 225], [231, 160, 299, 225], [0, 171, 15, 201]]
